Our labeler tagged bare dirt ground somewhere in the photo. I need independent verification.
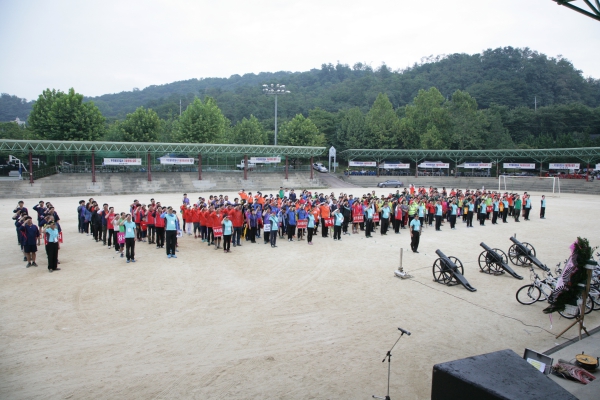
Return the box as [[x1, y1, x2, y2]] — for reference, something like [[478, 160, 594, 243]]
[[1, 188, 598, 399]]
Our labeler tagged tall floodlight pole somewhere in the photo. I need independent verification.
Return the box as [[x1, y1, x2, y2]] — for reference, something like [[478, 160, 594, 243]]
[[262, 84, 290, 145]]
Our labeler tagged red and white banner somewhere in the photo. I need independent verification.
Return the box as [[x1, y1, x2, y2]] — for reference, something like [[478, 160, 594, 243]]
[[103, 158, 142, 166], [549, 163, 580, 170], [373, 214, 380, 222], [349, 161, 377, 167], [213, 226, 223, 238], [324, 218, 334, 227], [250, 157, 281, 163], [117, 232, 125, 244], [382, 163, 410, 169], [418, 162, 449, 168], [297, 220, 308, 229], [503, 163, 535, 169], [462, 163, 492, 168], [353, 214, 364, 223], [159, 158, 194, 165]]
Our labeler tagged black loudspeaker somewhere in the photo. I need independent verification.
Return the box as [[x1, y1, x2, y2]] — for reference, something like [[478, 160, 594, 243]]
[[431, 349, 576, 400]]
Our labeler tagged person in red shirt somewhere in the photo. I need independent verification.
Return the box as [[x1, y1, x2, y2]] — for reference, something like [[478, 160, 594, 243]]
[[183, 206, 194, 236], [154, 206, 165, 248], [191, 204, 200, 238], [199, 207, 207, 242], [206, 207, 216, 246], [231, 205, 244, 246], [146, 205, 155, 245]]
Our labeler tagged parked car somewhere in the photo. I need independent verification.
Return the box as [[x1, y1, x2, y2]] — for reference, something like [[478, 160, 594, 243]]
[[312, 163, 328, 173], [377, 179, 404, 188]]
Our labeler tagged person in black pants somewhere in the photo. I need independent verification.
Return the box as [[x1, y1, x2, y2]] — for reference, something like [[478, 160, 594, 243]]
[[410, 214, 422, 253]]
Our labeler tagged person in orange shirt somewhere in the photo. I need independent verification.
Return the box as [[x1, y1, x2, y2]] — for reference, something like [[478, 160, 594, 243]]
[[179, 204, 187, 233], [311, 203, 321, 234], [199, 207, 208, 242], [206, 206, 216, 246], [191, 204, 201, 238], [183, 206, 194, 236], [213, 207, 224, 250], [319, 201, 330, 238], [238, 189, 249, 204]]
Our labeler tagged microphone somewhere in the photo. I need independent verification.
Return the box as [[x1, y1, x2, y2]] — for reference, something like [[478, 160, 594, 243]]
[[398, 327, 411, 336]]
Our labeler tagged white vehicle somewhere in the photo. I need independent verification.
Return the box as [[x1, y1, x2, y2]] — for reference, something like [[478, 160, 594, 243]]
[[236, 160, 256, 170], [312, 162, 328, 173]]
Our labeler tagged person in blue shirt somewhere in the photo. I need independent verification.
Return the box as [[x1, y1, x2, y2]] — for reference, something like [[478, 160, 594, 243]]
[[492, 197, 499, 224], [222, 215, 233, 253], [285, 206, 297, 242], [42, 220, 60, 272], [333, 209, 344, 240], [161, 207, 178, 258], [380, 203, 391, 235], [364, 201, 375, 238], [20, 217, 41, 267], [297, 205, 308, 240], [449, 199, 458, 229], [307, 211, 315, 245], [502, 197, 509, 223], [120, 214, 137, 263], [467, 200, 474, 228], [540, 195, 546, 219], [435, 200, 443, 231], [524, 194, 532, 220], [409, 214, 422, 253]]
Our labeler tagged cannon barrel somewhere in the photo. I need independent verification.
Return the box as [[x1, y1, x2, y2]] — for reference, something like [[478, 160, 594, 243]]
[[434, 249, 476, 292], [509, 237, 548, 272]]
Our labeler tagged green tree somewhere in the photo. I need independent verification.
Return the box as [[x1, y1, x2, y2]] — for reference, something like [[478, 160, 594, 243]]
[[230, 115, 267, 144], [174, 97, 228, 143], [401, 88, 451, 149], [119, 106, 161, 142], [336, 107, 371, 149], [279, 114, 325, 147], [309, 108, 338, 148], [28, 88, 105, 141], [0, 122, 37, 140], [447, 90, 485, 149], [365, 93, 401, 149], [481, 109, 515, 149]]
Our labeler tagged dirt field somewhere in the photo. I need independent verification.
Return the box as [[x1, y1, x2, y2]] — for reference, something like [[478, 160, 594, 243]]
[[1, 189, 598, 399]]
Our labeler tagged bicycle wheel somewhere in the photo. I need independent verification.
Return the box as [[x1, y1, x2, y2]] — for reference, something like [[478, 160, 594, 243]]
[[558, 308, 578, 319], [516, 284, 541, 305]]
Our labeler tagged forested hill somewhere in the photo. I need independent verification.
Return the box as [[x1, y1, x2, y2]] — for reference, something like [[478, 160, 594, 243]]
[[1, 46, 599, 123], [85, 46, 599, 122]]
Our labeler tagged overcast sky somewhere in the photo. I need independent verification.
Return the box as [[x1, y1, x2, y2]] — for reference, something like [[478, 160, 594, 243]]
[[1, 0, 599, 101]]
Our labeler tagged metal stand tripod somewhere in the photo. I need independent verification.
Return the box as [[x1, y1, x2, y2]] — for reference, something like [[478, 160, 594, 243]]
[[372, 330, 408, 400]]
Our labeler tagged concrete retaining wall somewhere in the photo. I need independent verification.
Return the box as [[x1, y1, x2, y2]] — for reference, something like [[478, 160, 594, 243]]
[[0, 172, 326, 199]]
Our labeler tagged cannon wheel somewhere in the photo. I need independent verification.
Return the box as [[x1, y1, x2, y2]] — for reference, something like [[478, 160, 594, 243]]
[[508, 242, 536, 266], [479, 249, 508, 275], [432, 258, 452, 284]]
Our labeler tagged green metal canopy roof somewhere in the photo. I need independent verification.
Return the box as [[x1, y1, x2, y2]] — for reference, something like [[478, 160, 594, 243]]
[[0, 140, 326, 157], [339, 147, 600, 163]]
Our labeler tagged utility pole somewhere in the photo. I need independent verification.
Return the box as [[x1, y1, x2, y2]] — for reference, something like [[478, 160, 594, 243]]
[[262, 84, 290, 146]]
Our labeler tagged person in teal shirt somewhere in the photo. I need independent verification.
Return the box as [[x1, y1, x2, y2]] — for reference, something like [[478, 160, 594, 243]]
[[365, 202, 375, 238], [449, 200, 458, 229], [333, 209, 344, 240], [307, 213, 315, 245], [540, 195, 546, 219], [42, 221, 60, 271], [467, 201, 474, 227], [380, 204, 391, 235], [121, 214, 137, 263], [161, 208, 178, 258], [269, 211, 279, 248], [435, 201, 443, 231], [410, 214, 422, 253], [222, 215, 233, 253]]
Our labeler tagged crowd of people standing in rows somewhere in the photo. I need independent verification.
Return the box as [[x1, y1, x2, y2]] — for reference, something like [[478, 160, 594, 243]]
[[12, 185, 547, 269]]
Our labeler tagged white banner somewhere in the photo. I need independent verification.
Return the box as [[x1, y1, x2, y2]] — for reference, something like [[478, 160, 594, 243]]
[[549, 163, 580, 170], [418, 162, 449, 169], [249, 157, 281, 163], [503, 163, 535, 170], [159, 157, 194, 165], [462, 163, 492, 169], [349, 161, 377, 167], [382, 163, 410, 169], [103, 158, 142, 166]]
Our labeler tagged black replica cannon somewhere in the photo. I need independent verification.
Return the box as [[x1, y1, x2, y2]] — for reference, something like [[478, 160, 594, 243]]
[[508, 237, 549, 272], [478, 242, 523, 280], [432, 250, 477, 292]]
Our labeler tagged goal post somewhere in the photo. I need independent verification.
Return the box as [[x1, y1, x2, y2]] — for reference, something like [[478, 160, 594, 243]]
[[498, 175, 560, 196]]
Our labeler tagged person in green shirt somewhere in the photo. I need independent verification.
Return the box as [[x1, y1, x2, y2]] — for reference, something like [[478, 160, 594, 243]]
[[513, 195, 522, 222]]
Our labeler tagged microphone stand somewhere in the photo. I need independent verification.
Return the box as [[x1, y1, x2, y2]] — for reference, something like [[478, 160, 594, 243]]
[[372, 331, 406, 400]]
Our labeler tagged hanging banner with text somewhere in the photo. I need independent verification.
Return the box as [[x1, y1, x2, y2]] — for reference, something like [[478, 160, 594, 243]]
[[462, 163, 492, 169], [382, 163, 410, 169], [418, 162, 449, 169], [503, 163, 535, 169], [249, 157, 281, 163], [159, 158, 194, 165], [296, 220, 308, 229], [549, 163, 580, 170], [103, 158, 142, 166], [349, 161, 377, 167]]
